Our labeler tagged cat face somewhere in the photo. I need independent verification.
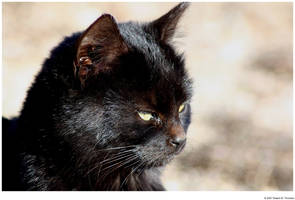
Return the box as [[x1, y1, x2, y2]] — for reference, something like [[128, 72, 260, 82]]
[[98, 49, 192, 168], [58, 3, 192, 172]]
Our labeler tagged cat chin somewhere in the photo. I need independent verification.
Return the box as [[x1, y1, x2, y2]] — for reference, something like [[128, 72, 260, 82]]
[[135, 145, 186, 171], [143, 154, 176, 170]]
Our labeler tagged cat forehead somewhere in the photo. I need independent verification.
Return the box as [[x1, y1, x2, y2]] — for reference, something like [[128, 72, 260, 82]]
[[118, 23, 167, 64], [118, 22, 181, 77]]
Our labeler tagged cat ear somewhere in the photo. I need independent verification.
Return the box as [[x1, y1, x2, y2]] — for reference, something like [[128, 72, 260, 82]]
[[74, 14, 128, 87], [150, 2, 190, 42]]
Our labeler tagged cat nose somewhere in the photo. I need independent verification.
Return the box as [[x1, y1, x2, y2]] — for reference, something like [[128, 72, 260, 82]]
[[169, 136, 186, 148], [168, 123, 186, 152]]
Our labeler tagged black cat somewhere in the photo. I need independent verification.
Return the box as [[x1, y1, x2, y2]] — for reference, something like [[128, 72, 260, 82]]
[[2, 2, 192, 191]]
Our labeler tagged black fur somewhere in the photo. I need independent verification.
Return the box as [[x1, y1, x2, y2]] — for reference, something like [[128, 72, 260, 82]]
[[2, 3, 192, 191]]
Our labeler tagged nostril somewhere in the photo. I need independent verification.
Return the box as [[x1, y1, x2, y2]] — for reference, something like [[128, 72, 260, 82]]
[[169, 137, 186, 147], [171, 139, 180, 147]]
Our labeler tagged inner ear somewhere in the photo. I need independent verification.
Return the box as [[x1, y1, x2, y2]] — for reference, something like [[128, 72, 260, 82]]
[[149, 2, 190, 43], [74, 14, 128, 88]]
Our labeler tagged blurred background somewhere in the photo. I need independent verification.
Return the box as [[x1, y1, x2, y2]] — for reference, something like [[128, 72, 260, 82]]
[[2, 2, 293, 190]]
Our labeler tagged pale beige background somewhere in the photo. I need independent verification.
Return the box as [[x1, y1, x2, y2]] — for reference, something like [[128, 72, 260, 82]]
[[2, 2, 293, 190]]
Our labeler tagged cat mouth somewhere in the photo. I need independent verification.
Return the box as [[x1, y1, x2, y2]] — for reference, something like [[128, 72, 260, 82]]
[[152, 143, 186, 166], [145, 153, 177, 169], [127, 142, 187, 171], [174, 141, 186, 155]]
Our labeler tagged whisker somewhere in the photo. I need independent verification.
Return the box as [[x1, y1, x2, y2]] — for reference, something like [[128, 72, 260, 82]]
[[92, 136, 104, 151], [97, 152, 111, 177], [85, 150, 112, 175], [96, 145, 136, 152], [101, 155, 138, 172], [86, 150, 132, 175], [123, 158, 141, 170], [100, 155, 139, 180], [101, 152, 134, 165], [100, 149, 135, 164], [111, 149, 135, 156], [121, 160, 145, 188], [109, 156, 138, 172]]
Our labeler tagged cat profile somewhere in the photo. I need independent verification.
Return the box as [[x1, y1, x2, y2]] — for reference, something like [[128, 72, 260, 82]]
[[3, 2, 192, 191]]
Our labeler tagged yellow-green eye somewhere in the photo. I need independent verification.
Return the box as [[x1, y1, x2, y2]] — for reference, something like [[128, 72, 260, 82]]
[[178, 104, 185, 113], [138, 111, 153, 121]]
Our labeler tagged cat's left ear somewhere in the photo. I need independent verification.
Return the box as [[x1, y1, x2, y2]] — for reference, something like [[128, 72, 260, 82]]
[[149, 2, 190, 43], [74, 14, 128, 88]]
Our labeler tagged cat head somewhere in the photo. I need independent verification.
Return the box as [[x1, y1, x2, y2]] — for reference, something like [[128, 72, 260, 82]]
[[61, 3, 192, 171]]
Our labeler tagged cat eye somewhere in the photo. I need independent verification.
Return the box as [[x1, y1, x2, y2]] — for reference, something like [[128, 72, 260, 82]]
[[138, 111, 153, 121], [178, 104, 185, 113]]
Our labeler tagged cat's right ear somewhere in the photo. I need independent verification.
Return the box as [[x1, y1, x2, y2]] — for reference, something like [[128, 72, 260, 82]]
[[74, 14, 128, 88]]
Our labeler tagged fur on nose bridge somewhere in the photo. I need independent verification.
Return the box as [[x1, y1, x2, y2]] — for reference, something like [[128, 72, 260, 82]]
[[168, 122, 186, 140]]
